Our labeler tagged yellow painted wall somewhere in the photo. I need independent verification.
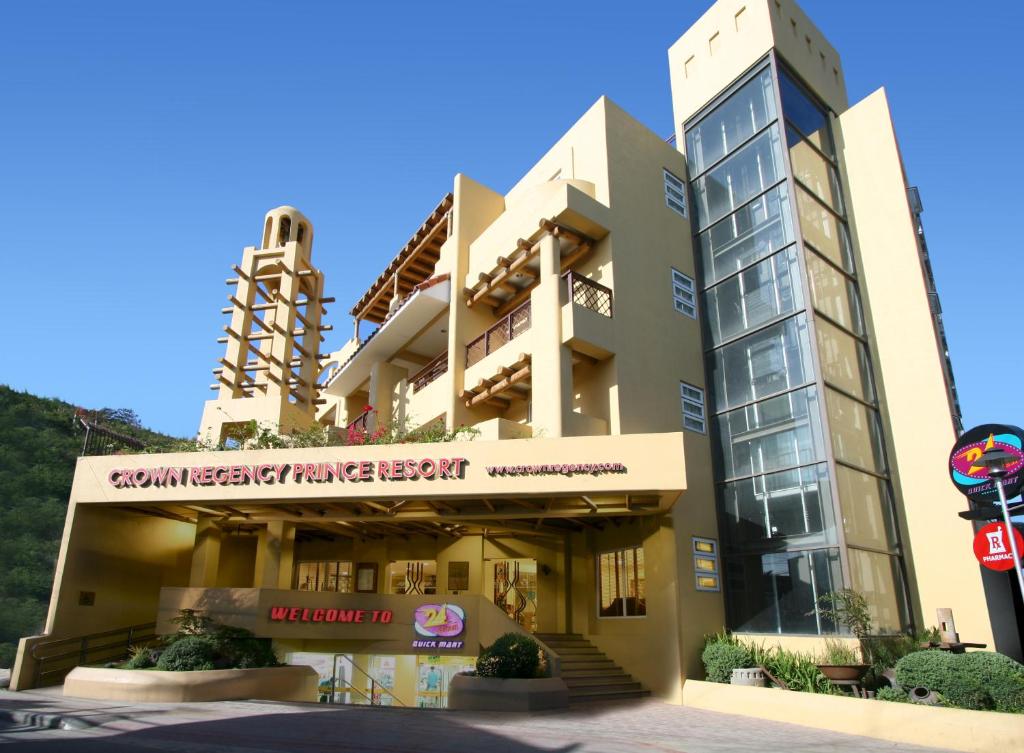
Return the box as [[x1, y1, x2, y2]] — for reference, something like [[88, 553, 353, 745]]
[[44, 504, 194, 637], [835, 89, 996, 648]]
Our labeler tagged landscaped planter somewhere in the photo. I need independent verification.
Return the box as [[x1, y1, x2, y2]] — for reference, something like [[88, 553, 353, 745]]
[[447, 673, 569, 711], [63, 665, 318, 703], [682, 679, 1024, 753]]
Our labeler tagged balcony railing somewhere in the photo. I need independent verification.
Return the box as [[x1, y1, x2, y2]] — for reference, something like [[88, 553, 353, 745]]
[[410, 351, 448, 393], [466, 301, 531, 367], [565, 271, 613, 317], [347, 409, 371, 432]]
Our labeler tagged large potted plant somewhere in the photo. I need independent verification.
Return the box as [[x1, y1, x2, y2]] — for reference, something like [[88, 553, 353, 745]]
[[448, 632, 568, 711], [812, 591, 871, 684]]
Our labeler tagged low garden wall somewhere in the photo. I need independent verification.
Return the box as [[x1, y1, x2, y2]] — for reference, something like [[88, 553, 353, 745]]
[[63, 665, 318, 704], [681, 679, 1024, 753]]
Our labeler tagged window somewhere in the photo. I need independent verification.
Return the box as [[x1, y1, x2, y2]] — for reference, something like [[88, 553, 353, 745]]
[[692, 125, 785, 229], [295, 561, 353, 592], [686, 68, 776, 176], [672, 269, 697, 318], [680, 382, 706, 433], [664, 169, 688, 218], [703, 247, 803, 345], [598, 546, 646, 617], [693, 537, 721, 592], [725, 549, 842, 634]]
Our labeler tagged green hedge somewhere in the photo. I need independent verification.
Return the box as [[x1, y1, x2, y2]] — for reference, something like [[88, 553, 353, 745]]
[[476, 633, 542, 679], [895, 650, 1024, 712], [702, 641, 752, 683], [156, 636, 218, 672]]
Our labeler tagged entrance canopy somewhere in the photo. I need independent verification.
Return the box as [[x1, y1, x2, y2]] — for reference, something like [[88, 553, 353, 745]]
[[73, 433, 687, 539]]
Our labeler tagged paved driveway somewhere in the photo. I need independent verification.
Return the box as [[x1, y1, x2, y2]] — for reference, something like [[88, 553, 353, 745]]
[[0, 690, 959, 753]]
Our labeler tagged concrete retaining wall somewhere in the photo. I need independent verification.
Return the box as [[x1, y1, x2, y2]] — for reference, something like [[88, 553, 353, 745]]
[[682, 679, 1024, 753], [63, 665, 317, 703]]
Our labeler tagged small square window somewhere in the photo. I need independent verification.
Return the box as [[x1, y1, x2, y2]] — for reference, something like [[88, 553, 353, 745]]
[[664, 169, 688, 218], [671, 268, 697, 319], [680, 382, 706, 433], [693, 537, 720, 592]]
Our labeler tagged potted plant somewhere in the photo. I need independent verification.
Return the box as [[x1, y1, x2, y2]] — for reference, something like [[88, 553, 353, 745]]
[[816, 639, 869, 682], [811, 590, 872, 684]]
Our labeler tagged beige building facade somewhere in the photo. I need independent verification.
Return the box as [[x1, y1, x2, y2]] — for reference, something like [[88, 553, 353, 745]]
[[13, 0, 1016, 704]]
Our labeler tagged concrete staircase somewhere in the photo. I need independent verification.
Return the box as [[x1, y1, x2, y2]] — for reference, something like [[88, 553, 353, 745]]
[[535, 632, 649, 703]]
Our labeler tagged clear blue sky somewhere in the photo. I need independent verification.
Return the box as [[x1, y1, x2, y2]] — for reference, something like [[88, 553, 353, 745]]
[[1, 1, 1021, 439]]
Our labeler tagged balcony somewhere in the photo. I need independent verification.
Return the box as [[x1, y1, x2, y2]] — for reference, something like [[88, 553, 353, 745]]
[[561, 272, 615, 360], [466, 301, 531, 368], [564, 271, 612, 317], [410, 351, 448, 393]]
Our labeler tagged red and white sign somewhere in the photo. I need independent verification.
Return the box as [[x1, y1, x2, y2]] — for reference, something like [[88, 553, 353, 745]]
[[973, 522, 1024, 571]]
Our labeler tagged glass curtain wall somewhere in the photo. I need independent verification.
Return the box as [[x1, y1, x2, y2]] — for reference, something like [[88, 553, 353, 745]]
[[684, 58, 908, 634]]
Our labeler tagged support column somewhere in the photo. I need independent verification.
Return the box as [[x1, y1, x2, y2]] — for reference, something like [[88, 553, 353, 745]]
[[530, 233, 572, 437], [367, 361, 407, 432], [254, 521, 296, 589], [189, 516, 223, 587]]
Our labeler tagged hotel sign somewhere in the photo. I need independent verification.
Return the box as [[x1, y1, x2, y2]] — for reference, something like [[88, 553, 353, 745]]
[[107, 457, 469, 488]]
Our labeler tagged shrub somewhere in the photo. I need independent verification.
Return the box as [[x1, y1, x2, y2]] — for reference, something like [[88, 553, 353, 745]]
[[125, 645, 159, 669], [875, 686, 910, 703], [210, 625, 278, 669], [702, 640, 753, 683], [754, 646, 834, 694], [476, 633, 542, 679], [863, 627, 941, 675], [895, 651, 989, 710], [819, 639, 861, 665], [959, 652, 1024, 713], [156, 636, 218, 672]]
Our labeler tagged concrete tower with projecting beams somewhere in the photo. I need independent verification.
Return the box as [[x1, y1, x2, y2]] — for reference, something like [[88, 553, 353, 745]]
[[198, 206, 334, 444]]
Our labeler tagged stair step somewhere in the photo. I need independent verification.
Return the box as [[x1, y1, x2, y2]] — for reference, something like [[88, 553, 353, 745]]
[[570, 688, 651, 703], [559, 660, 618, 670], [535, 633, 583, 640], [565, 678, 642, 691], [561, 667, 630, 678], [553, 646, 602, 655]]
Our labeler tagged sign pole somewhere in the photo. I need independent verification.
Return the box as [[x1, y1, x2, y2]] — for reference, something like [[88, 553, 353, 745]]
[[993, 476, 1024, 598]]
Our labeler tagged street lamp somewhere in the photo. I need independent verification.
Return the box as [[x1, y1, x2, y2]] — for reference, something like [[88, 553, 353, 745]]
[[972, 447, 1024, 597]]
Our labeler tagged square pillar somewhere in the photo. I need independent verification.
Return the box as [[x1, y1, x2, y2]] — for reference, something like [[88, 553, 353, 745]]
[[189, 516, 223, 587], [530, 233, 572, 438], [367, 361, 407, 431], [254, 521, 296, 589]]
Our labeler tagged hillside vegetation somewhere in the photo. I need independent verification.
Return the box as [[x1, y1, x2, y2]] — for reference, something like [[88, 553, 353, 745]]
[[0, 385, 180, 667]]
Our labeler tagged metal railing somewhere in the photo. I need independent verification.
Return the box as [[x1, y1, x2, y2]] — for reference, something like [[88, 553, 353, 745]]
[[30, 622, 158, 688], [410, 351, 448, 393], [565, 271, 613, 318], [329, 653, 408, 707], [347, 409, 371, 432], [77, 414, 147, 456], [465, 301, 531, 367]]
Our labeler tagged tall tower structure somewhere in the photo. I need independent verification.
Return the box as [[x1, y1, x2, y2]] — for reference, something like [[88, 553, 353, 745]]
[[668, 0, 997, 649], [198, 206, 332, 444]]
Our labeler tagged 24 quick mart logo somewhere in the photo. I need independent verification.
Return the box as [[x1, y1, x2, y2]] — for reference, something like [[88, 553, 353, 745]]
[[485, 462, 627, 477]]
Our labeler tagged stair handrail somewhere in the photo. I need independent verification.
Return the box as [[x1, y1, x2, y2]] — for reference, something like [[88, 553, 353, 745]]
[[330, 653, 408, 707], [29, 622, 158, 688]]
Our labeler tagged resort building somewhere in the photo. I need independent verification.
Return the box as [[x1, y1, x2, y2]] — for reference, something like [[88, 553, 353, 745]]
[[13, 0, 1016, 705]]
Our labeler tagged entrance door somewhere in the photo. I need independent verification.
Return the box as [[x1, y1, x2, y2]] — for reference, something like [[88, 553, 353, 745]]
[[486, 559, 537, 632]]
